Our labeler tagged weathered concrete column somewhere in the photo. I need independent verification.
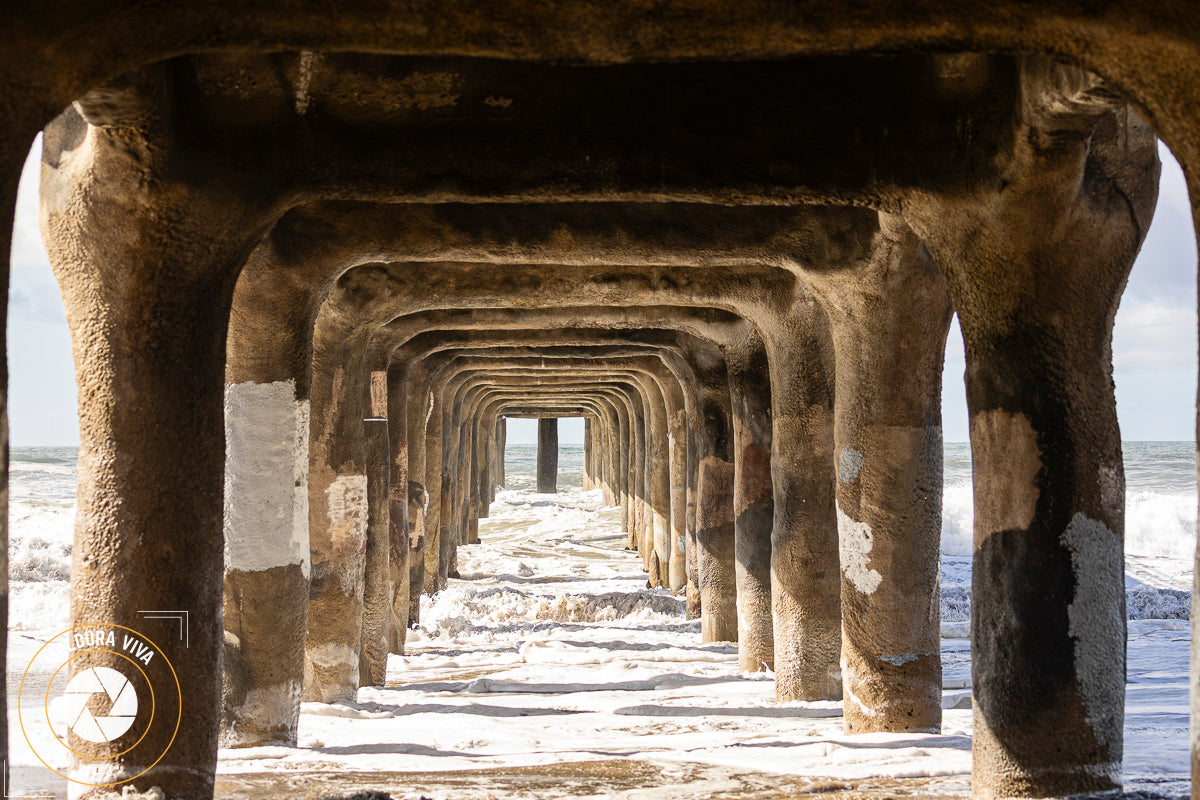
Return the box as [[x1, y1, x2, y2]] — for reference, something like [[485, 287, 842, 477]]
[[220, 199, 341, 749], [651, 383, 674, 589], [388, 498, 410, 653], [638, 391, 656, 568], [685, 420, 701, 617], [441, 376, 477, 556], [469, 406, 487, 534], [595, 402, 621, 508], [808, 214, 952, 732], [420, 371, 449, 592], [905, 69, 1159, 798], [764, 298, 841, 703], [382, 365, 410, 652], [537, 417, 558, 493], [304, 303, 370, 702], [482, 417, 496, 508], [42, 97, 275, 795], [490, 417, 501, 504], [626, 388, 650, 555], [402, 361, 440, 596], [664, 393, 689, 593], [496, 417, 507, 489], [469, 418, 486, 531], [619, 388, 642, 547], [406, 481, 427, 628], [696, 409, 736, 643], [728, 336, 774, 673], [605, 409, 621, 507], [633, 374, 672, 588], [448, 389, 473, 550], [677, 349, 736, 643], [360, 418, 391, 687], [450, 403, 472, 552], [617, 401, 633, 539], [474, 412, 492, 522], [433, 395, 453, 588], [583, 417, 594, 490], [605, 403, 624, 511], [220, 378, 310, 746]]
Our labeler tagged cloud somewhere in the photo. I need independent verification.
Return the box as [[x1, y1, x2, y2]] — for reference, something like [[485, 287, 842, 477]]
[[9, 134, 67, 326], [1112, 299, 1197, 370], [1108, 145, 1198, 380], [1120, 142, 1197, 306]]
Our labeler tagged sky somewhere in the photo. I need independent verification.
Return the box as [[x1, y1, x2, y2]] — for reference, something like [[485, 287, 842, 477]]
[[8, 139, 1197, 447]]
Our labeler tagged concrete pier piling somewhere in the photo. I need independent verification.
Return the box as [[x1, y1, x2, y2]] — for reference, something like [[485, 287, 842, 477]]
[[536, 418, 558, 494]]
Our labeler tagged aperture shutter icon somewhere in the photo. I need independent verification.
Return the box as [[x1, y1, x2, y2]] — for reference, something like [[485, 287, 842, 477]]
[[61, 666, 139, 743]]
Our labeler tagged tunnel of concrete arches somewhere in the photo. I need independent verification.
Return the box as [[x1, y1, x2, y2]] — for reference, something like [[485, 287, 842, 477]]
[[6, 12, 1187, 798]]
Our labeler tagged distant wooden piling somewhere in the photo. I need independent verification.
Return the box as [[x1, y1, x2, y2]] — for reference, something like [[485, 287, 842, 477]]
[[536, 418, 558, 493]]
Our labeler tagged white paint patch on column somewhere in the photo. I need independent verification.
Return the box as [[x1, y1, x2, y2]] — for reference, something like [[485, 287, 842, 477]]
[[842, 680, 881, 718], [225, 380, 310, 577], [878, 653, 919, 666], [293, 399, 310, 576], [838, 448, 863, 484], [836, 501, 882, 594], [1061, 512, 1124, 758]]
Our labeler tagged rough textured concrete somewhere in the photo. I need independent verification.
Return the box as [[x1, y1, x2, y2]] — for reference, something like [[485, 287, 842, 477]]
[[220, 379, 309, 747], [728, 336, 775, 673], [361, 418, 391, 687], [807, 214, 953, 734], [304, 300, 369, 703], [903, 63, 1160, 797], [41, 100, 277, 795]]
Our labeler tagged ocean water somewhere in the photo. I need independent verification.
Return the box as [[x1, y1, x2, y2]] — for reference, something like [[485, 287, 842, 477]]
[[498, 443, 586, 493], [8, 447, 75, 631], [6, 442, 1194, 635], [6, 443, 1194, 796], [941, 441, 1198, 562]]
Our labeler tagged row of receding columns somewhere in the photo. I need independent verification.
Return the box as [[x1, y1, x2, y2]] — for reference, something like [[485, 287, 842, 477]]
[[32, 51, 1163, 800]]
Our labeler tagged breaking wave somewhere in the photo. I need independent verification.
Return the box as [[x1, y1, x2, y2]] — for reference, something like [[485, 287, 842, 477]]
[[418, 586, 692, 642]]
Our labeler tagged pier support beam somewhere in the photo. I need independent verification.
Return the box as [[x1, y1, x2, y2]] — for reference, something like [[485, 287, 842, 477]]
[[729, 337, 775, 673], [583, 417, 594, 490], [811, 213, 952, 733], [766, 299, 841, 702], [497, 418, 507, 489], [537, 417, 558, 493], [407, 481, 427, 628], [304, 304, 370, 702], [906, 77, 1159, 798], [682, 351, 737, 643], [220, 378, 310, 746], [43, 97, 274, 795], [360, 418, 391, 686]]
